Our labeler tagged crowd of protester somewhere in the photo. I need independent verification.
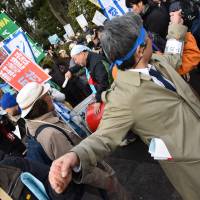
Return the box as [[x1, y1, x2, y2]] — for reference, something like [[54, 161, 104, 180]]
[[0, 0, 200, 199]]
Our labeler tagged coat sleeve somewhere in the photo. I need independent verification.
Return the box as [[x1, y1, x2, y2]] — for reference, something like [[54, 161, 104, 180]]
[[152, 24, 188, 70], [93, 61, 109, 102], [69, 65, 82, 74], [71, 101, 134, 181]]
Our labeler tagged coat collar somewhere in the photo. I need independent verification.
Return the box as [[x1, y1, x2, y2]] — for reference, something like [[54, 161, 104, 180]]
[[115, 69, 151, 86], [85, 51, 91, 68], [27, 111, 60, 125]]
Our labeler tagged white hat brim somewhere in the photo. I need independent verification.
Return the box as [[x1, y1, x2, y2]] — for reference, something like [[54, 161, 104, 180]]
[[20, 83, 51, 118]]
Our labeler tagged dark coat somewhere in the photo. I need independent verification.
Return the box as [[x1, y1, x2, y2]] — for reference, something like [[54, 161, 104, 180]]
[[69, 52, 109, 102]]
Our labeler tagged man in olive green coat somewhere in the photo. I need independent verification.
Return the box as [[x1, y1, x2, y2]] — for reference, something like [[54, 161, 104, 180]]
[[49, 12, 200, 200]]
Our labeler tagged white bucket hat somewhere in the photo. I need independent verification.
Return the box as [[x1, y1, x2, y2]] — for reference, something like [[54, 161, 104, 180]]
[[70, 45, 91, 57], [16, 82, 50, 118]]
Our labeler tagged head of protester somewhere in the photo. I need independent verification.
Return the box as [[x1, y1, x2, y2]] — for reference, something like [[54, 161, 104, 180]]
[[126, 0, 148, 14], [1, 93, 21, 117], [58, 49, 68, 59], [70, 45, 91, 67], [16, 82, 53, 119], [100, 12, 152, 71]]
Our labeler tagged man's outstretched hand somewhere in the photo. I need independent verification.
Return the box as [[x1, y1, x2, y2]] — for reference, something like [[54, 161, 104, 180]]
[[49, 152, 79, 194]]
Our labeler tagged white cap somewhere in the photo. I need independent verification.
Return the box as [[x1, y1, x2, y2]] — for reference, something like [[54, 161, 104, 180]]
[[70, 45, 91, 57]]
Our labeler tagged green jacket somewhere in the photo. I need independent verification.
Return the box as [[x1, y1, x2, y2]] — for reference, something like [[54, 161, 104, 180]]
[[72, 24, 200, 200]]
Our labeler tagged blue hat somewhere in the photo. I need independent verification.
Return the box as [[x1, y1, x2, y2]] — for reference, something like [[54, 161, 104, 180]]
[[1, 93, 17, 110]]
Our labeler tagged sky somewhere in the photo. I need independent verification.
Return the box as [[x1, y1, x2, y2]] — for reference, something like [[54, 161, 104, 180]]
[[24, 0, 32, 7]]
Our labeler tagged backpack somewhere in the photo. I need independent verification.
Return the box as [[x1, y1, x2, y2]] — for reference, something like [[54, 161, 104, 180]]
[[0, 164, 38, 200], [26, 124, 74, 166]]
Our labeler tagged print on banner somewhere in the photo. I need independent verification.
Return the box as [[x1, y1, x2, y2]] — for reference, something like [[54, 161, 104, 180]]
[[3, 30, 36, 62], [0, 12, 19, 38], [97, 0, 129, 19], [0, 12, 45, 64], [97, 0, 122, 19], [114, 0, 129, 14], [0, 48, 51, 91]]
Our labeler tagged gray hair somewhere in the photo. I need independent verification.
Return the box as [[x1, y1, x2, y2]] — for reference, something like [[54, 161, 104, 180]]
[[100, 12, 143, 69]]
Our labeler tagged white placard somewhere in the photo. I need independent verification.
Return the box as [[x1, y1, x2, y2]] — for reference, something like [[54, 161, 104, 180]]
[[64, 24, 75, 38], [76, 14, 88, 29], [92, 10, 107, 26], [63, 33, 69, 41], [165, 39, 184, 55]]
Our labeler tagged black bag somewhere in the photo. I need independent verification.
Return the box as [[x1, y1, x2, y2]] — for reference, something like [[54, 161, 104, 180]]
[[0, 124, 26, 156], [0, 164, 38, 200], [26, 124, 74, 166]]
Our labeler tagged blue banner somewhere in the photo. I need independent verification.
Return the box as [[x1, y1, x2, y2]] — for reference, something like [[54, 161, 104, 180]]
[[97, 0, 129, 20], [3, 29, 36, 62]]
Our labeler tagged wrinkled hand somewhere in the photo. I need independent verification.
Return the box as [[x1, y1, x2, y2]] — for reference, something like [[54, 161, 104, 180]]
[[65, 71, 72, 79], [49, 152, 79, 194], [170, 10, 183, 25], [93, 102, 101, 115]]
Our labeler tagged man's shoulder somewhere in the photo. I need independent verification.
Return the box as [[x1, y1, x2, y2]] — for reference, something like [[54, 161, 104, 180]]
[[89, 52, 106, 65]]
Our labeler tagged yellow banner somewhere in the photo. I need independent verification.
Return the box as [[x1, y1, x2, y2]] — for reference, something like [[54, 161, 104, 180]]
[[89, 0, 101, 8]]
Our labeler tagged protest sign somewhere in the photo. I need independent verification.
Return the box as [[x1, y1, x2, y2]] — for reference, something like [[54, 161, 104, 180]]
[[76, 14, 88, 29], [48, 34, 60, 45], [92, 10, 107, 26], [3, 30, 36, 62], [0, 12, 19, 38], [0, 48, 51, 91], [64, 24, 75, 38], [97, 0, 129, 20], [0, 12, 45, 63], [63, 33, 69, 41], [114, 0, 129, 13]]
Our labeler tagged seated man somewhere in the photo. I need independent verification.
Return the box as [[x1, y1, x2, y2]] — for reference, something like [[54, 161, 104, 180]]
[[49, 12, 200, 200], [16, 82, 129, 200], [65, 45, 111, 114]]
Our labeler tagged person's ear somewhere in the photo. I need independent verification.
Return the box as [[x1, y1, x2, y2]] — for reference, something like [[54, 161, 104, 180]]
[[135, 45, 145, 59]]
